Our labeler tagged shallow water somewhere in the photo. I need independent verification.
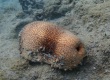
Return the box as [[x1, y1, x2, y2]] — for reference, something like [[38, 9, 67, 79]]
[[0, 0, 110, 80]]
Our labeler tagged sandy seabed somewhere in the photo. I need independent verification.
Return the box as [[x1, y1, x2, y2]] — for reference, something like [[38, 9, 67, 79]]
[[0, 0, 110, 80]]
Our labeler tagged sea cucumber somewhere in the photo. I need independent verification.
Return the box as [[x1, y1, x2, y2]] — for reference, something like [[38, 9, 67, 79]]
[[19, 21, 85, 70]]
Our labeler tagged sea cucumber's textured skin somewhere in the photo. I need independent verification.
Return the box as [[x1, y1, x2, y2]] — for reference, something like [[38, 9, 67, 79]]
[[19, 21, 85, 70]]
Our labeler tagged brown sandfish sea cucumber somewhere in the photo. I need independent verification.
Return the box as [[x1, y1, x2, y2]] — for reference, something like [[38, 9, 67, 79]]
[[19, 21, 85, 70]]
